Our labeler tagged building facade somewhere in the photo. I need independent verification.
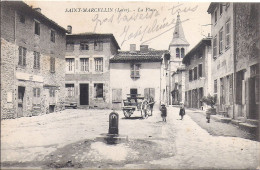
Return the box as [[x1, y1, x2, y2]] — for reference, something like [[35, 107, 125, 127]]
[[65, 33, 120, 109], [233, 3, 260, 120], [167, 14, 190, 105], [182, 38, 212, 109], [1, 1, 67, 119], [208, 3, 235, 117], [171, 67, 185, 105], [208, 3, 259, 121], [110, 45, 168, 110]]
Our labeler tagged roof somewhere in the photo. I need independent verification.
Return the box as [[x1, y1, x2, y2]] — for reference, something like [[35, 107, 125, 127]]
[[182, 38, 211, 64], [169, 14, 189, 47], [67, 33, 120, 49], [110, 50, 169, 63], [4, 1, 67, 33], [207, 3, 219, 14]]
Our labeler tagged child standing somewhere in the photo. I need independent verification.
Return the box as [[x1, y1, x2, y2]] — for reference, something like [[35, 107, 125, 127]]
[[179, 104, 185, 120], [160, 104, 167, 122]]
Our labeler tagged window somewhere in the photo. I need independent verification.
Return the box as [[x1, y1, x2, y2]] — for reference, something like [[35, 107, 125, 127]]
[[94, 58, 103, 72], [66, 42, 74, 51], [49, 88, 55, 97], [65, 84, 74, 97], [225, 20, 231, 49], [94, 41, 103, 51], [20, 14, 25, 23], [214, 10, 218, 24], [66, 58, 74, 72], [94, 83, 103, 98], [80, 42, 89, 50], [50, 57, 55, 73], [194, 67, 198, 80], [213, 36, 217, 58], [189, 69, 192, 81], [80, 58, 89, 72], [131, 64, 141, 79], [18, 46, 27, 66], [51, 30, 55, 42], [33, 51, 40, 69], [198, 64, 202, 78], [33, 88, 40, 97], [219, 28, 223, 54], [176, 48, 180, 58], [35, 21, 40, 35], [219, 4, 223, 15], [214, 79, 217, 93], [229, 74, 233, 104], [181, 48, 185, 58]]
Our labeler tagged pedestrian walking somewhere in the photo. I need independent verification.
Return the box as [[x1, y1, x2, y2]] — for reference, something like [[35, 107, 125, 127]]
[[148, 97, 155, 116], [160, 104, 167, 122], [141, 98, 148, 118], [179, 104, 185, 120]]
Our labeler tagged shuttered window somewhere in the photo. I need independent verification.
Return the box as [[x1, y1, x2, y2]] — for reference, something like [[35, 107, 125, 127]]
[[229, 74, 233, 103], [214, 79, 217, 93], [18, 46, 27, 66], [49, 88, 55, 97], [131, 64, 141, 79], [33, 51, 40, 69], [194, 67, 198, 80], [35, 21, 40, 35], [213, 36, 217, 58], [50, 57, 55, 73], [112, 89, 122, 102], [95, 58, 103, 72], [66, 58, 74, 73], [219, 28, 223, 54], [51, 30, 55, 42], [189, 69, 192, 81], [226, 19, 231, 49], [80, 42, 89, 50], [198, 64, 202, 78], [80, 58, 89, 72], [33, 88, 40, 97], [65, 84, 74, 97]]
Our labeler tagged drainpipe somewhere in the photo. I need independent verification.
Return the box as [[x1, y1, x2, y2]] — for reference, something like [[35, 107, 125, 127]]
[[14, 10, 17, 118], [232, 3, 236, 119]]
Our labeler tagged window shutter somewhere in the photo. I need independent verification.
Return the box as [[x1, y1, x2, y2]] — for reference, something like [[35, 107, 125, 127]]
[[34, 52, 36, 68], [23, 48, 26, 66], [33, 88, 36, 97], [18, 47, 22, 65], [37, 88, 40, 97], [38, 53, 40, 69]]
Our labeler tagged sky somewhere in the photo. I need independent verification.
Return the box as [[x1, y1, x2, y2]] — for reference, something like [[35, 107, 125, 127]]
[[25, 1, 211, 52]]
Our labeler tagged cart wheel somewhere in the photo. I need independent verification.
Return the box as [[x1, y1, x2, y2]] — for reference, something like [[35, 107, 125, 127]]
[[123, 110, 133, 118]]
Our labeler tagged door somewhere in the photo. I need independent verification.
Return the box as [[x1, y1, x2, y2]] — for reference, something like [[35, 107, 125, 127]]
[[80, 84, 89, 105], [18, 86, 25, 118], [112, 89, 122, 110], [248, 77, 259, 119]]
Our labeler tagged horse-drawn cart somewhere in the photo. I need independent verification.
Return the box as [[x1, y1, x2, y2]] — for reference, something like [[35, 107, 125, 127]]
[[122, 95, 154, 118]]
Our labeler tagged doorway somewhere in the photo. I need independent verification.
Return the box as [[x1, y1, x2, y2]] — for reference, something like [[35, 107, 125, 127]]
[[80, 84, 89, 105], [130, 88, 138, 98], [18, 86, 25, 117]]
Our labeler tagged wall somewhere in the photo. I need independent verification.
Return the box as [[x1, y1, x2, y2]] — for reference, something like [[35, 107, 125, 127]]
[[110, 62, 161, 109], [65, 37, 116, 109], [1, 3, 66, 119]]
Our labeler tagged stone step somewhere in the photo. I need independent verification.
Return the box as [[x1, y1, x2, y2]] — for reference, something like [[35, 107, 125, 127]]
[[238, 123, 258, 133], [246, 119, 259, 126], [231, 119, 243, 126], [211, 115, 232, 123]]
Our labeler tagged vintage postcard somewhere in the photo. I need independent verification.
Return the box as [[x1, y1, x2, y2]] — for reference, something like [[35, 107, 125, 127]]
[[1, 1, 259, 169]]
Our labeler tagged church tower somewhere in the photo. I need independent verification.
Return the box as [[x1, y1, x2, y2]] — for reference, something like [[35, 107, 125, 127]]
[[169, 14, 189, 71]]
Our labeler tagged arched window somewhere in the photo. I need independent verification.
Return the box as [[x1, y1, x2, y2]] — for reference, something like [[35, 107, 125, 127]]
[[181, 48, 185, 58], [176, 48, 180, 58]]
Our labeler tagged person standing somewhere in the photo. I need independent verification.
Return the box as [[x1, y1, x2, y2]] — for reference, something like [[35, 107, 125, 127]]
[[179, 104, 185, 120], [160, 104, 167, 122], [148, 97, 155, 116]]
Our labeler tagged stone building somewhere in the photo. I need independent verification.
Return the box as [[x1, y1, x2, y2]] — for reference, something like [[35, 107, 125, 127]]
[[233, 3, 260, 121], [110, 44, 169, 110], [208, 3, 259, 123], [65, 33, 120, 109], [1, 1, 67, 119], [182, 38, 212, 109], [207, 3, 235, 117], [171, 66, 185, 105], [167, 14, 190, 105]]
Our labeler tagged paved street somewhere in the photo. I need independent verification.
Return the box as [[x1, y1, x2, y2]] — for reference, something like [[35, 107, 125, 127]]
[[1, 107, 259, 169]]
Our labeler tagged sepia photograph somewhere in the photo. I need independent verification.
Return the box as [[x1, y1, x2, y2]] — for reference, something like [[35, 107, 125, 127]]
[[0, 0, 259, 169]]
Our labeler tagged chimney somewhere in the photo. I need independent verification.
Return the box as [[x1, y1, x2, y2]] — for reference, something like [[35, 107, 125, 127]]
[[140, 45, 149, 53], [34, 8, 41, 13], [130, 44, 136, 53], [67, 25, 72, 34]]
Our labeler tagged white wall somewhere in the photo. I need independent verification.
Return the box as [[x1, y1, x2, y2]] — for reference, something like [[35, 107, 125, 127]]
[[110, 62, 161, 108]]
